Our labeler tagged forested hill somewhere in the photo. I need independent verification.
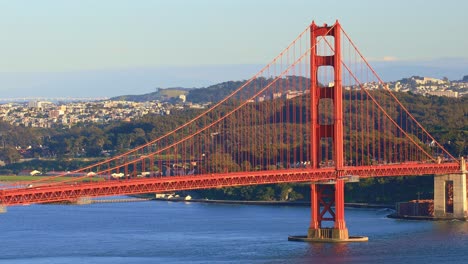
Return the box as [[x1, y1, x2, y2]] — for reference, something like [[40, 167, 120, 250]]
[[110, 87, 191, 102], [186, 80, 246, 103], [112, 77, 310, 104], [109, 81, 248, 103]]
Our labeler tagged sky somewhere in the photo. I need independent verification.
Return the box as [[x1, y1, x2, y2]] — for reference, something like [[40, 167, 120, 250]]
[[0, 0, 467, 98]]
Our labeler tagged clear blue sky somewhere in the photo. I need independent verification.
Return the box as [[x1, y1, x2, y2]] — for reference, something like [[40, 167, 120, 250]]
[[0, 0, 467, 97]]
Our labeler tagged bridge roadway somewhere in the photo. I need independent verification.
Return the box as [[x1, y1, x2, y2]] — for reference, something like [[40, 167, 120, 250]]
[[0, 162, 459, 206]]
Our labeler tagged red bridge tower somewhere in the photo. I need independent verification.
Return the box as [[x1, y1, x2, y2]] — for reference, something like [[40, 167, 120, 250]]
[[290, 20, 367, 242]]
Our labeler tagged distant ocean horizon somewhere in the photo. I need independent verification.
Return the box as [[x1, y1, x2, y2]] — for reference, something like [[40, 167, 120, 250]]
[[0, 97, 109, 104], [0, 58, 467, 99]]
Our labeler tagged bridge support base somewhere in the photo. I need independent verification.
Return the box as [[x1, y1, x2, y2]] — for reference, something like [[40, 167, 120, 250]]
[[434, 159, 467, 219], [433, 174, 467, 219], [307, 227, 349, 240], [289, 227, 367, 243], [0, 205, 6, 213], [288, 180, 368, 243], [289, 232, 367, 243]]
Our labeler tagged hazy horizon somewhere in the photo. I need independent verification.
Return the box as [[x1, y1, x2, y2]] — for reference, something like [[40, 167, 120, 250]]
[[0, 57, 467, 99]]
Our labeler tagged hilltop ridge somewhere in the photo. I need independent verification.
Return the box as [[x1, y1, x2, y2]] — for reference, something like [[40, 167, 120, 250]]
[[109, 75, 468, 104], [110, 87, 192, 102]]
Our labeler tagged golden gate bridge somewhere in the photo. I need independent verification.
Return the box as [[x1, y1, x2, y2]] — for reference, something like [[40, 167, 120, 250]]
[[0, 20, 464, 242]]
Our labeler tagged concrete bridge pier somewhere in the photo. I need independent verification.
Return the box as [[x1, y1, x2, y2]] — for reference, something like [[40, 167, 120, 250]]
[[434, 158, 467, 219], [288, 179, 367, 243]]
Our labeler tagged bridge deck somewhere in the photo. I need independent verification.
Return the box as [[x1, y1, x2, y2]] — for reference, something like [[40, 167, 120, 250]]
[[0, 162, 460, 206]]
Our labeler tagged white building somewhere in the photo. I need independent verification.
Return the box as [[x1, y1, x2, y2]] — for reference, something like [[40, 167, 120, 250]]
[[28, 101, 42, 109], [426, 90, 459, 98]]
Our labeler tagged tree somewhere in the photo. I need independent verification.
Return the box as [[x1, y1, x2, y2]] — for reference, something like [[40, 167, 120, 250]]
[[203, 153, 240, 173], [0, 147, 21, 164], [132, 128, 147, 146]]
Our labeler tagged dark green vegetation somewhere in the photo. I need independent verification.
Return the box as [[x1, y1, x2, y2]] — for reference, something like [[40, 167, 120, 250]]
[[186, 184, 306, 201], [187, 80, 248, 103], [396, 92, 466, 157], [110, 80, 268, 104], [0, 81, 466, 203], [0, 158, 102, 176], [188, 176, 435, 204], [109, 81, 247, 104]]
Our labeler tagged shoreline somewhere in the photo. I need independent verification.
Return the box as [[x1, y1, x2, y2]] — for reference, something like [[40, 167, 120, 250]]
[[44, 196, 396, 210], [150, 197, 395, 209], [387, 213, 467, 221]]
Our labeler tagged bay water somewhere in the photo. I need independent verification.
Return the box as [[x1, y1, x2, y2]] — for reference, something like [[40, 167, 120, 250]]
[[1, 199, 467, 263]]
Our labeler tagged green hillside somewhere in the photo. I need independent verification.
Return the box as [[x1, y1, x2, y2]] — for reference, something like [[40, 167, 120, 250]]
[[110, 88, 191, 102]]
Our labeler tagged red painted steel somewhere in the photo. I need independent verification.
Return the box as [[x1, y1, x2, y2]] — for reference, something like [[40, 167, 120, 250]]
[[333, 22, 343, 171], [334, 179, 346, 229], [0, 163, 460, 206], [309, 21, 347, 231], [309, 184, 319, 229], [0, 169, 335, 205], [317, 185, 335, 222]]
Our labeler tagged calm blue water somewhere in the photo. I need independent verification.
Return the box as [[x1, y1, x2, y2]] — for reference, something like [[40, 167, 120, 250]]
[[1, 199, 468, 263]]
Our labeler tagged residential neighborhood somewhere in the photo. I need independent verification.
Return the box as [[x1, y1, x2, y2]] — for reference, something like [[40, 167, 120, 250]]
[[0, 99, 207, 128], [385, 76, 467, 97]]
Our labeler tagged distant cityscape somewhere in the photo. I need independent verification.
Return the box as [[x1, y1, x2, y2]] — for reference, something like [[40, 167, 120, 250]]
[[385, 76, 467, 97], [0, 76, 465, 128], [0, 96, 210, 128], [350, 76, 467, 97]]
